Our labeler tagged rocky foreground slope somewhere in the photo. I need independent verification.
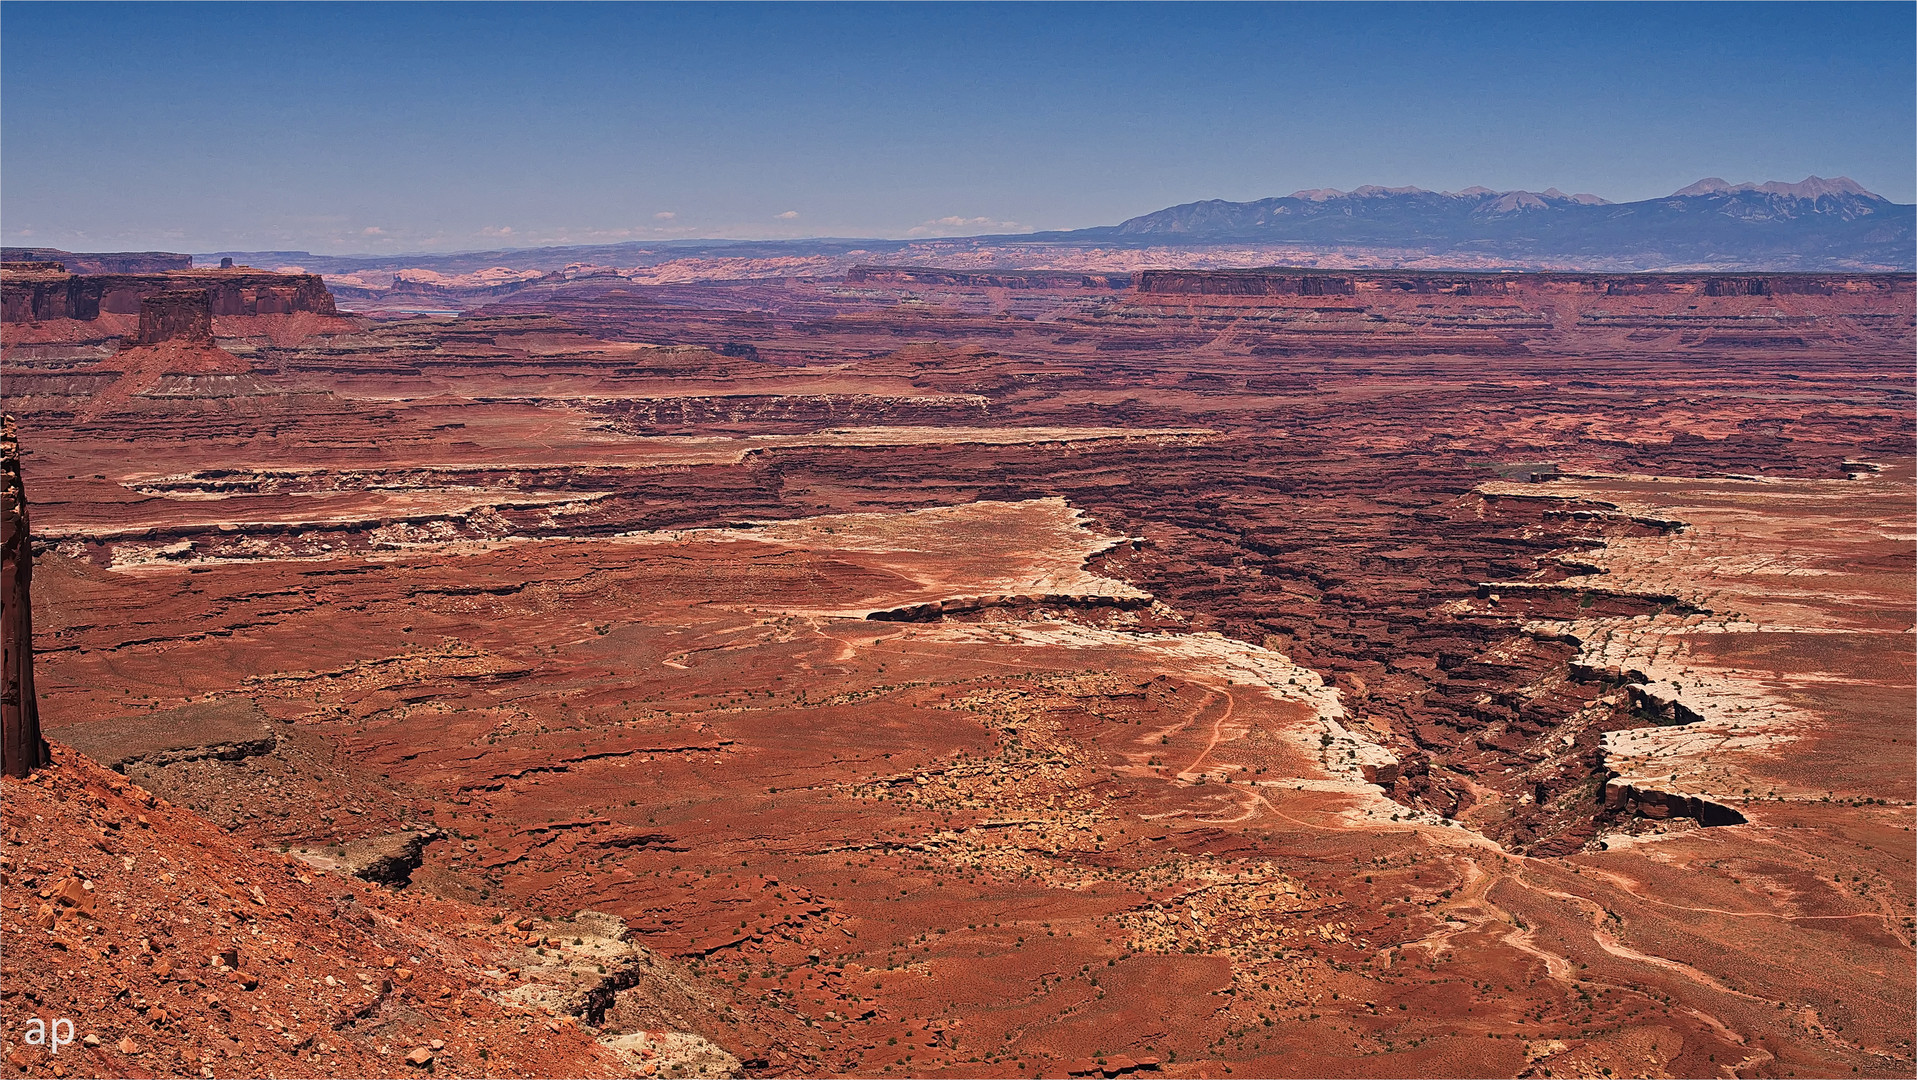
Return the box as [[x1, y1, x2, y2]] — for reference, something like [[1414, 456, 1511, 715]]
[[3, 745, 738, 1079]]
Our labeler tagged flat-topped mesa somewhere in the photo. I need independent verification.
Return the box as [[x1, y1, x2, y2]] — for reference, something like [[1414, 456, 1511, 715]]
[[1133, 270, 1356, 296], [137, 289, 215, 344], [0, 266, 338, 326], [0, 247, 191, 274], [1113, 267, 1916, 357], [1132, 267, 1915, 297]]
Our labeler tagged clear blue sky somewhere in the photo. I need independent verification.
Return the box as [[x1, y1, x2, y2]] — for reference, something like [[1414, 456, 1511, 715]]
[[3, 2, 1911, 254]]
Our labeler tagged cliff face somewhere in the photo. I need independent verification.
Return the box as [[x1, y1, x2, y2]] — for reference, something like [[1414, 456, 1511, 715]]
[[1132, 268, 1913, 298], [0, 268, 338, 325], [1112, 269, 1916, 358], [846, 265, 1130, 290], [1, 414, 46, 778], [1, 270, 100, 322], [136, 289, 215, 344], [1134, 270, 1357, 296]]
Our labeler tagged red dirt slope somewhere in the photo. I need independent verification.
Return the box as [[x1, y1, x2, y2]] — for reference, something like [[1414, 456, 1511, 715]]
[[0, 746, 647, 1080]]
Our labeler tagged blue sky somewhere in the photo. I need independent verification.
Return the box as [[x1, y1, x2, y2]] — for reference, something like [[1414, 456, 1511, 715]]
[[3, 2, 1911, 253]]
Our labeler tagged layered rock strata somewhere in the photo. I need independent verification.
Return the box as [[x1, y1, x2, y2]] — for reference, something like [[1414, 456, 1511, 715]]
[[136, 289, 215, 344], [0, 266, 338, 326], [1133, 268, 1911, 297], [846, 265, 1131, 289]]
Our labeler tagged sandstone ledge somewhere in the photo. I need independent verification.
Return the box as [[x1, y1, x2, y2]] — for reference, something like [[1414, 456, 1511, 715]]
[[56, 699, 277, 772]]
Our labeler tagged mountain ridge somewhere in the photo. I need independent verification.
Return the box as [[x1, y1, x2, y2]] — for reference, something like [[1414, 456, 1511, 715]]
[[1043, 175, 1910, 269]]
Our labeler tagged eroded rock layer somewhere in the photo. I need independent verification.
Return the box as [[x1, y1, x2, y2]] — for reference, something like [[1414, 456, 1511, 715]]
[[1, 264, 344, 348], [2, 268, 336, 323]]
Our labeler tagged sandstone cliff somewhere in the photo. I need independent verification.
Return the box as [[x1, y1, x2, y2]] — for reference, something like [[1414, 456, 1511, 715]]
[[136, 289, 215, 344], [1132, 268, 1912, 298], [1, 267, 338, 327], [847, 265, 1130, 289], [1134, 270, 1357, 296], [1108, 268, 1915, 359]]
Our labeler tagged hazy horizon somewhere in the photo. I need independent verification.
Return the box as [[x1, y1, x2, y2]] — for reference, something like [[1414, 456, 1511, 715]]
[[4, 2, 1912, 254], [9, 172, 1897, 264]]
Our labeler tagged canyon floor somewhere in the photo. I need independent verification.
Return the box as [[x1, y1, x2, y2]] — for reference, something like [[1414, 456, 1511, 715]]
[[2, 269, 1912, 1079]]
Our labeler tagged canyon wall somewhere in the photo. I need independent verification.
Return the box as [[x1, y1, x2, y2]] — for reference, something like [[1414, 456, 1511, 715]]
[[1133, 268, 1914, 298], [846, 265, 1131, 290], [136, 289, 215, 344], [1107, 268, 1916, 359], [1134, 270, 1358, 296], [0, 267, 338, 325]]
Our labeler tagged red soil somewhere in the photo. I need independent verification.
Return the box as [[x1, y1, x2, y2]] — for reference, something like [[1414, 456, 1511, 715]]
[[1, 745, 652, 1079]]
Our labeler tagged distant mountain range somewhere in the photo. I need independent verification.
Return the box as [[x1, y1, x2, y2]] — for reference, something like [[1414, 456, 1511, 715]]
[[31, 176, 1902, 279], [1037, 176, 1913, 270]]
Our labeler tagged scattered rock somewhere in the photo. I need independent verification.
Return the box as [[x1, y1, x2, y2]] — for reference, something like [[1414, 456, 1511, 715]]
[[600, 1031, 742, 1079], [52, 877, 91, 910]]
